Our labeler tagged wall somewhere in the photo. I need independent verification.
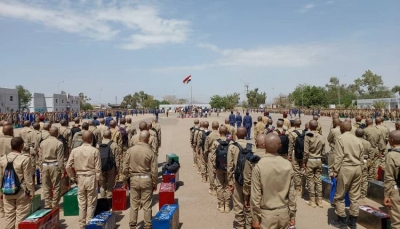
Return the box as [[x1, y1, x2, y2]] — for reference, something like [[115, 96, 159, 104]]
[[0, 87, 19, 113]]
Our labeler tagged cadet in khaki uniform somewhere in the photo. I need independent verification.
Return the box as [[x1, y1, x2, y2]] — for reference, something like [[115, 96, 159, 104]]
[[0, 124, 14, 218], [331, 122, 363, 228], [355, 128, 373, 201], [313, 115, 322, 135], [109, 120, 123, 182], [304, 120, 325, 208], [210, 125, 232, 213], [126, 118, 137, 143], [254, 116, 265, 137], [194, 122, 205, 173], [376, 117, 389, 169], [0, 137, 35, 229], [327, 119, 342, 175], [204, 121, 220, 194], [88, 120, 102, 147], [287, 119, 304, 196], [123, 130, 157, 229], [251, 134, 296, 229], [282, 113, 291, 130], [152, 118, 162, 149], [190, 120, 200, 167], [99, 130, 118, 200], [273, 119, 289, 159], [98, 118, 109, 138], [223, 118, 236, 141], [364, 118, 386, 180], [384, 130, 400, 228], [130, 122, 157, 154], [66, 131, 102, 229], [40, 127, 64, 208], [227, 127, 255, 229], [0, 121, 3, 137], [196, 121, 210, 181], [59, 119, 72, 163], [262, 113, 269, 125]]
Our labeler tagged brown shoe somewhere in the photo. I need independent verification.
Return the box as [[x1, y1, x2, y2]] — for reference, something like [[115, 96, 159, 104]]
[[218, 204, 224, 213], [224, 202, 232, 213], [317, 197, 323, 208], [306, 198, 316, 208]]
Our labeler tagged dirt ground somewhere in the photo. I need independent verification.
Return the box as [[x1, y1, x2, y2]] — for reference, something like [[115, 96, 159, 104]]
[[2, 111, 395, 228]]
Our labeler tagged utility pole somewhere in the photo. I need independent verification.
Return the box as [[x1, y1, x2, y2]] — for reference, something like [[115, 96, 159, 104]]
[[115, 96, 117, 104]]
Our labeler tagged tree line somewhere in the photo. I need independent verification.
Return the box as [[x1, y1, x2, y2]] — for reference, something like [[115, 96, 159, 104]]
[[120, 91, 188, 109]]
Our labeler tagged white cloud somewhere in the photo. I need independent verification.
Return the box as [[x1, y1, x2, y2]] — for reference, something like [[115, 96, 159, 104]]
[[199, 43, 331, 67], [299, 3, 316, 13], [326, 1, 334, 4], [0, 0, 190, 49]]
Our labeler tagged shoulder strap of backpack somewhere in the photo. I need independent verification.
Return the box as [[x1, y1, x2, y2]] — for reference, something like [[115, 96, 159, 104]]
[[234, 142, 244, 151], [107, 140, 113, 147], [293, 130, 301, 137], [6, 155, 18, 163], [275, 129, 281, 135], [245, 143, 252, 151]]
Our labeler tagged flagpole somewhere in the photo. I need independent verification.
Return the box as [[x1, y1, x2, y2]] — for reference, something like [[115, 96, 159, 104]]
[[190, 79, 193, 106]]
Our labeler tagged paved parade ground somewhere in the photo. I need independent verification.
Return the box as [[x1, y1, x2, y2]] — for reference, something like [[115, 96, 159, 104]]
[[2, 111, 396, 229]]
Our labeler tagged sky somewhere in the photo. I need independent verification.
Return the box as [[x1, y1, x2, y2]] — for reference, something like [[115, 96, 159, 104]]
[[0, 0, 399, 104]]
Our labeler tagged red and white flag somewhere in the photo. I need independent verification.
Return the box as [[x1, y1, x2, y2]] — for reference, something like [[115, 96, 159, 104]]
[[183, 75, 191, 84]]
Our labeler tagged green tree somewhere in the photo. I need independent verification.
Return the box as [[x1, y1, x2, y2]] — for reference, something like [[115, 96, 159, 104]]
[[246, 88, 267, 108], [15, 85, 32, 111], [350, 70, 393, 99], [178, 98, 188, 104], [224, 93, 240, 110], [79, 92, 92, 110], [210, 95, 225, 109], [392, 85, 400, 96], [372, 100, 388, 109], [160, 100, 170, 105], [274, 94, 291, 108], [120, 94, 138, 109], [290, 85, 328, 107]]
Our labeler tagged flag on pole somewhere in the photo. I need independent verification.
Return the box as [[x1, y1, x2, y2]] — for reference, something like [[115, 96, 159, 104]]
[[183, 75, 191, 84]]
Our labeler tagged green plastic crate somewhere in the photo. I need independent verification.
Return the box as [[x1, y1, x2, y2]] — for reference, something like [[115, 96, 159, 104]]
[[166, 154, 179, 163], [25, 194, 41, 218], [63, 187, 79, 216]]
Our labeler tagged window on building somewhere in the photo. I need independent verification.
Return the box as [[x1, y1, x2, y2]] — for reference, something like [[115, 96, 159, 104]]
[[56, 108, 58, 111], [10, 96, 13, 101], [62, 100, 64, 104], [55, 99, 58, 103]]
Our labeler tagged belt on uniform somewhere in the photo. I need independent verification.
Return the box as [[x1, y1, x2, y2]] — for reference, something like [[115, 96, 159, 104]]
[[42, 162, 58, 166], [131, 174, 151, 178], [77, 174, 95, 177], [308, 158, 321, 161], [261, 205, 288, 211]]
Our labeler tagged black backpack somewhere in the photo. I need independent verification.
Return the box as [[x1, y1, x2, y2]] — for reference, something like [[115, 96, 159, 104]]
[[99, 141, 115, 172], [151, 127, 159, 143], [1, 156, 21, 195], [58, 129, 68, 151], [215, 139, 231, 171], [71, 126, 81, 139], [275, 129, 289, 154], [190, 127, 200, 145], [201, 130, 211, 151], [293, 130, 305, 160], [233, 142, 253, 186], [119, 126, 128, 145], [163, 158, 181, 173]]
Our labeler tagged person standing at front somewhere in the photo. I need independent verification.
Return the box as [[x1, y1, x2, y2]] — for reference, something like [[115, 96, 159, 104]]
[[66, 131, 102, 229], [0, 137, 35, 229], [250, 134, 296, 229], [40, 127, 64, 208], [123, 130, 157, 229]]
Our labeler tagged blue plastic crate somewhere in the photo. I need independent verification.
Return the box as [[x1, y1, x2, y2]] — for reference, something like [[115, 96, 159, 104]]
[[85, 211, 115, 229], [152, 204, 179, 229]]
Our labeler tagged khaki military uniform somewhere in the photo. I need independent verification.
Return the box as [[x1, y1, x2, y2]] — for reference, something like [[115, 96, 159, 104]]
[[193, 127, 204, 173], [40, 136, 64, 208], [254, 121, 265, 137], [190, 125, 200, 167], [327, 126, 341, 175], [384, 147, 400, 228], [317, 121, 322, 135], [0, 152, 35, 229], [110, 128, 123, 182], [227, 139, 255, 228], [123, 142, 157, 229], [250, 154, 296, 228], [99, 139, 118, 199], [97, 124, 108, 139], [304, 130, 325, 206], [332, 132, 363, 218], [196, 128, 210, 176], [364, 126, 386, 180], [204, 130, 220, 191], [126, 123, 137, 143], [66, 143, 102, 229], [39, 122, 44, 131], [358, 138, 373, 199], [88, 126, 102, 148], [59, 126, 72, 163], [283, 118, 291, 130], [210, 137, 232, 212], [377, 124, 389, 169], [223, 124, 236, 141], [153, 123, 162, 148], [262, 116, 269, 125], [288, 128, 304, 196], [273, 128, 289, 158], [0, 135, 13, 216]]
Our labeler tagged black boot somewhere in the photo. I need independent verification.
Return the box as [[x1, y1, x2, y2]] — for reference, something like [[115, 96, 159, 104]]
[[347, 215, 357, 229], [331, 215, 347, 229]]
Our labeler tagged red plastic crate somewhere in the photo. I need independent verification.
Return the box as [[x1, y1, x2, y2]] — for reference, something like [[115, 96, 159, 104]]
[[159, 183, 175, 210], [377, 166, 384, 181], [19, 208, 60, 229], [162, 172, 179, 190], [112, 188, 127, 211]]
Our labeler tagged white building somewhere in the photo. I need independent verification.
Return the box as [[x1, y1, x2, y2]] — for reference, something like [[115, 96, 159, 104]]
[[355, 97, 400, 109], [159, 103, 211, 111], [0, 87, 19, 113], [29, 93, 80, 112]]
